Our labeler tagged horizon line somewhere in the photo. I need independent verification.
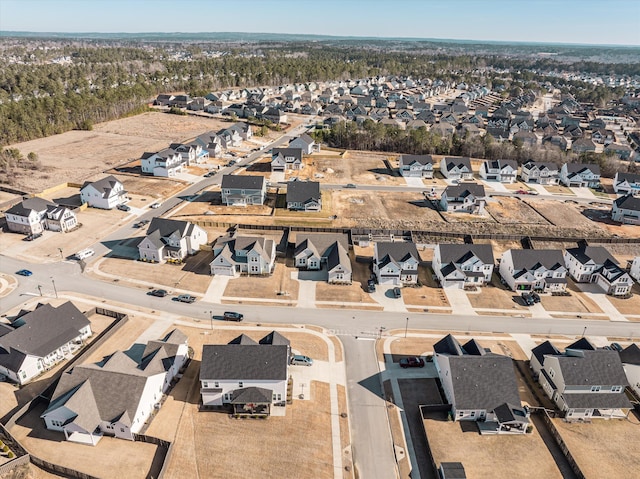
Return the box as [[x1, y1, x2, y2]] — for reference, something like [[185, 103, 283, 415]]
[[1, 30, 639, 48]]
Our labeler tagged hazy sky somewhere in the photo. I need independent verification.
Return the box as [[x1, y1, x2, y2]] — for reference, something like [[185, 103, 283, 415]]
[[1, 0, 639, 46]]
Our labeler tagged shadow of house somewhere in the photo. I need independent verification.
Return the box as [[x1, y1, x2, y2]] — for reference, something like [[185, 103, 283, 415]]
[[180, 251, 214, 275], [52, 194, 83, 208], [246, 162, 272, 173], [368, 167, 396, 177], [580, 208, 617, 225], [357, 372, 385, 400], [193, 191, 218, 203], [101, 237, 142, 260]]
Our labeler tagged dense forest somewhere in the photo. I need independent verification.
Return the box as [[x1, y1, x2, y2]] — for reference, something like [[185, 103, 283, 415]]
[[0, 37, 636, 147]]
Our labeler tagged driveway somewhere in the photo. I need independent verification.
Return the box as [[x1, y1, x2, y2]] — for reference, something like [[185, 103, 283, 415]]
[[291, 270, 317, 308], [570, 187, 596, 199], [202, 274, 231, 303], [270, 171, 285, 183], [480, 179, 509, 193], [404, 177, 425, 188], [442, 288, 476, 315], [528, 184, 550, 195], [573, 282, 627, 321], [370, 287, 408, 312]]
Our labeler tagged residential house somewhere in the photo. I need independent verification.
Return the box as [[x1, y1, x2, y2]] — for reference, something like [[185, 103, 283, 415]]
[[193, 131, 223, 157], [221, 175, 266, 206], [513, 130, 538, 147], [0, 302, 92, 385], [226, 122, 253, 141], [520, 161, 559, 185], [630, 257, 640, 282], [138, 217, 207, 263], [611, 195, 640, 225], [141, 148, 183, 177], [432, 244, 495, 289], [271, 148, 303, 172], [373, 242, 420, 286], [294, 233, 351, 284], [479, 159, 518, 183], [531, 338, 631, 420], [430, 122, 455, 137], [289, 133, 319, 154], [154, 94, 174, 106], [200, 332, 290, 416], [286, 181, 321, 212], [571, 138, 597, 154], [210, 233, 276, 276], [499, 249, 567, 292], [440, 157, 473, 180], [433, 335, 529, 432], [398, 154, 434, 178], [168, 94, 190, 108], [216, 127, 242, 149], [564, 244, 632, 296], [619, 343, 640, 397], [604, 143, 634, 160], [169, 142, 209, 165], [80, 176, 127, 210], [439, 184, 486, 214], [262, 107, 288, 124], [5, 197, 78, 235], [41, 329, 188, 445], [591, 129, 614, 145], [559, 163, 601, 188], [613, 172, 640, 196]]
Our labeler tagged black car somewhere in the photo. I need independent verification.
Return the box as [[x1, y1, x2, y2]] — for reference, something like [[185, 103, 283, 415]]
[[148, 289, 168, 297], [393, 287, 402, 298], [367, 279, 376, 293], [223, 311, 244, 322], [531, 292, 541, 303], [24, 232, 43, 241], [521, 292, 535, 306]]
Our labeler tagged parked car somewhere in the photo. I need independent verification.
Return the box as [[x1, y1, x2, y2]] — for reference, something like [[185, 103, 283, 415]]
[[345, 183, 357, 189], [148, 289, 168, 297], [204, 171, 215, 177], [23, 232, 43, 241], [521, 292, 535, 306], [223, 311, 244, 322], [367, 279, 376, 293], [290, 355, 313, 366], [530, 292, 541, 303], [117, 204, 131, 212], [393, 287, 402, 298], [74, 248, 95, 260], [16, 269, 33, 277], [399, 357, 425, 368], [174, 294, 196, 303], [611, 342, 623, 352]]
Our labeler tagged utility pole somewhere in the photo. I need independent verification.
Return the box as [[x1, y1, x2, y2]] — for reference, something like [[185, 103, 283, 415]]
[[37, 285, 43, 296], [405, 317, 409, 338], [51, 277, 58, 299]]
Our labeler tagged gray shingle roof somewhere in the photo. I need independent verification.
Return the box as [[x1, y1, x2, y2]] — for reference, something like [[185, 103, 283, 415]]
[[231, 386, 273, 404], [200, 344, 289, 381], [562, 392, 631, 409], [295, 233, 349, 257], [81, 175, 123, 199], [619, 343, 640, 365], [443, 157, 472, 171], [565, 163, 600, 175], [557, 349, 628, 386], [221, 174, 265, 190], [375, 242, 419, 266], [272, 148, 303, 162], [443, 183, 486, 198], [286, 181, 320, 204], [509, 249, 565, 270], [565, 245, 616, 266], [437, 244, 494, 265], [614, 194, 640, 211], [259, 331, 290, 347], [399, 154, 434, 167], [5, 197, 56, 216], [147, 217, 190, 239], [531, 340, 561, 366]]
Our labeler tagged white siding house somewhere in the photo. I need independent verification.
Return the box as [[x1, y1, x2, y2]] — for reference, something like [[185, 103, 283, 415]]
[[80, 176, 127, 209], [373, 242, 420, 286], [499, 249, 567, 292]]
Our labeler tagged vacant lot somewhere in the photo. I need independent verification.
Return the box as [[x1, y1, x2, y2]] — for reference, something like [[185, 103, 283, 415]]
[[224, 262, 299, 301], [485, 197, 550, 225], [540, 292, 603, 315], [467, 287, 527, 311], [607, 287, 640, 316], [402, 285, 450, 309], [315, 281, 376, 304], [526, 200, 602, 232], [424, 416, 562, 479], [304, 150, 405, 186], [4, 111, 230, 193], [552, 417, 640, 479]]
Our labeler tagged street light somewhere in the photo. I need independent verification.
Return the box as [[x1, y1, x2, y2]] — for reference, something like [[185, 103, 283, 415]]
[[58, 248, 63, 259], [582, 326, 587, 337], [405, 317, 409, 338], [37, 285, 43, 296], [51, 277, 58, 299], [207, 311, 213, 330]]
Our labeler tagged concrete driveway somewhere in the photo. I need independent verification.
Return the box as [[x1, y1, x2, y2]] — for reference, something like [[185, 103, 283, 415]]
[[528, 184, 550, 195], [370, 287, 408, 312], [480, 179, 509, 193], [404, 177, 425, 188], [442, 287, 476, 315], [571, 187, 596, 199]]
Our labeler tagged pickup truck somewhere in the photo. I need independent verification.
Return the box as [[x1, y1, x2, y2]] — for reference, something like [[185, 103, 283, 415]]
[[175, 294, 196, 303]]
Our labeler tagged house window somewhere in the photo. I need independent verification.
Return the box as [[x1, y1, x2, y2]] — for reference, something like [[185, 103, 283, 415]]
[[458, 411, 463, 417], [214, 382, 219, 388], [121, 428, 125, 433], [591, 386, 601, 392], [239, 382, 243, 388], [611, 386, 622, 393], [203, 382, 208, 388], [549, 368, 555, 379]]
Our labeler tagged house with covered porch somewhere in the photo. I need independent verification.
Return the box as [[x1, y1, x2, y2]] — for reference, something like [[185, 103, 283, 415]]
[[498, 249, 567, 293]]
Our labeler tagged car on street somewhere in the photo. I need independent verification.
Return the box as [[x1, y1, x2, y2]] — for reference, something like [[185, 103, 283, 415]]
[[367, 279, 376, 293], [393, 287, 402, 298], [16, 269, 33, 277], [204, 171, 215, 177], [148, 289, 168, 297], [223, 311, 244, 322], [174, 294, 196, 303], [399, 357, 425, 368], [150, 203, 161, 209], [74, 248, 95, 260], [290, 355, 313, 366], [345, 183, 357, 188], [117, 204, 131, 212]]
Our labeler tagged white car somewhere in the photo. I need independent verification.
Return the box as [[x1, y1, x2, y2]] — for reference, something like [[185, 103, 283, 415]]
[[75, 248, 95, 260], [150, 203, 161, 209], [290, 355, 313, 366]]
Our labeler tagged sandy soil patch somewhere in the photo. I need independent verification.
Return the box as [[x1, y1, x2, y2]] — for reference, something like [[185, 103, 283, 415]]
[[552, 417, 640, 479], [525, 199, 602, 231], [485, 197, 550, 224], [224, 262, 299, 300], [607, 288, 640, 316], [424, 417, 562, 479], [306, 150, 405, 186], [315, 281, 376, 304], [441, 211, 496, 224]]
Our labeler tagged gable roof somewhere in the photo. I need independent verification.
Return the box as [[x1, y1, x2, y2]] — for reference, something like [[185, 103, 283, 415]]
[[399, 154, 434, 167], [81, 175, 123, 198], [483, 159, 517, 170], [437, 244, 494, 265], [221, 174, 265, 190], [272, 148, 303, 162], [522, 160, 558, 172], [443, 183, 486, 198], [615, 172, 640, 185], [375, 242, 419, 266], [200, 344, 289, 381], [531, 340, 561, 366], [564, 163, 600, 175], [619, 343, 640, 365], [5, 197, 57, 217], [146, 217, 190, 239], [286, 181, 321, 204], [556, 349, 628, 387], [259, 331, 290, 347], [508, 249, 565, 270], [290, 133, 314, 146], [565, 245, 616, 266], [443, 157, 472, 171], [614, 194, 640, 211]]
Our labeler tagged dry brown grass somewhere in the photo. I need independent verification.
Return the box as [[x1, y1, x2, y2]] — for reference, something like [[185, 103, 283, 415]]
[[540, 292, 603, 314], [525, 199, 602, 231], [467, 287, 526, 310], [337, 384, 354, 479], [402, 286, 450, 308], [330, 336, 344, 363], [485, 197, 550, 224], [424, 418, 562, 479], [552, 417, 640, 479], [315, 282, 376, 303], [224, 263, 299, 300], [606, 289, 640, 316]]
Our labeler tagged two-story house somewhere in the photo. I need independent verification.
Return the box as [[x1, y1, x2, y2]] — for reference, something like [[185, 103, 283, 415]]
[[5, 197, 77, 235], [80, 176, 127, 210], [141, 148, 183, 177], [439, 183, 486, 214], [432, 244, 495, 289], [138, 218, 207, 263], [564, 244, 633, 296], [0, 302, 92, 385], [373, 242, 420, 286], [559, 163, 601, 188], [294, 233, 351, 284], [630, 257, 640, 282], [531, 338, 631, 420], [271, 148, 304, 172], [398, 154, 434, 178], [619, 343, 640, 398], [433, 335, 529, 432], [41, 329, 188, 445], [210, 233, 276, 276], [440, 157, 474, 180], [611, 194, 640, 225], [288, 133, 319, 154], [613, 172, 640, 196], [169, 142, 209, 165], [519, 161, 559, 185], [221, 175, 266, 206], [499, 249, 567, 292], [200, 332, 290, 416], [286, 181, 321, 212], [479, 159, 518, 183]]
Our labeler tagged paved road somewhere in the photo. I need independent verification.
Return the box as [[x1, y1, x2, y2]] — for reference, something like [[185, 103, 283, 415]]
[[340, 335, 397, 479]]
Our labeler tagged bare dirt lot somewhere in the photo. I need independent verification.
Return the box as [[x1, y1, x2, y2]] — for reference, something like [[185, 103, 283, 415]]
[[606, 285, 640, 316], [224, 262, 300, 301], [315, 281, 376, 304], [525, 199, 606, 233], [387, 336, 528, 361], [467, 287, 527, 311], [540, 291, 603, 315], [552, 416, 640, 479], [4, 111, 231, 193], [485, 197, 550, 225], [306, 150, 406, 186]]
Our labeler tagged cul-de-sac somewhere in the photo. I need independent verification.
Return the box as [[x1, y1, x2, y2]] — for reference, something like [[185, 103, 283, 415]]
[[1, 13, 640, 479]]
